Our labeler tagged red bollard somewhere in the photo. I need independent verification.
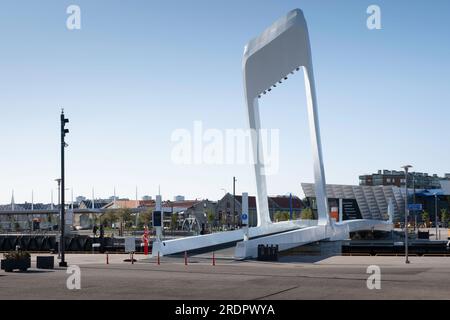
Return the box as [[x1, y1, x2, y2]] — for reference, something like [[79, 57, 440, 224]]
[[212, 252, 216, 266], [144, 242, 149, 256], [143, 226, 149, 256], [184, 251, 188, 266]]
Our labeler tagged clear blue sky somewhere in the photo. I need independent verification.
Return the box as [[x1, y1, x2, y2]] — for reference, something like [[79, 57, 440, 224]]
[[1, 0, 449, 204]]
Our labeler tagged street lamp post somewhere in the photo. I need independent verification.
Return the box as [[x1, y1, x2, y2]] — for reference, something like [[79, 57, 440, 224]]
[[59, 110, 69, 268], [55, 178, 61, 259], [55, 179, 61, 208], [435, 194, 439, 240], [232, 177, 237, 228], [412, 175, 416, 232], [402, 165, 412, 264]]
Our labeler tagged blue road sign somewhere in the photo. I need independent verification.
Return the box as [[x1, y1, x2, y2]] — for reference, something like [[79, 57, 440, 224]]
[[408, 204, 423, 211], [241, 214, 248, 220]]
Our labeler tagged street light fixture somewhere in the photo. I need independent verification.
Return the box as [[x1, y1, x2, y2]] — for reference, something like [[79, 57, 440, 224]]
[[232, 177, 237, 228], [54, 178, 61, 259], [435, 193, 439, 240], [401, 164, 412, 264], [59, 109, 69, 268]]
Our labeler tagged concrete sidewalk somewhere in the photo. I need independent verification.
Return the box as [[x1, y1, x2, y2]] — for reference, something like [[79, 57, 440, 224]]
[[1, 254, 449, 300]]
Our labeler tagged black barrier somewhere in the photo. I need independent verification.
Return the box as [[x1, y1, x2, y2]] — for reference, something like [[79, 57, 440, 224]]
[[257, 244, 279, 261], [28, 237, 38, 251], [84, 237, 93, 251], [0, 237, 5, 251], [0, 235, 142, 252], [342, 241, 450, 256], [35, 236, 44, 251], [418, 231, 429, 240], [36, 256, 54, 269], [4, 237, 13, 251]]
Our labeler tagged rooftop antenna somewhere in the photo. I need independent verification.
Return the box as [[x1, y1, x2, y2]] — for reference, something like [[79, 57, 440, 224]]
[[135, 185, 139, 227], [51, 189, 54, 210], [11, 189, 15, 211], [92, 187, 95, 210], [243, 9, 330, 227], [31, 190, 34, 211], [135, 185, 138, 203]]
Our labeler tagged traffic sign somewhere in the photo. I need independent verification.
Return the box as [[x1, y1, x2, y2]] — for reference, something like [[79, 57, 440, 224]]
[[124, 237, 136, 253], [153, 211, 162, 227], [241, 213, 249, 226], [408, 204, 423, 211]]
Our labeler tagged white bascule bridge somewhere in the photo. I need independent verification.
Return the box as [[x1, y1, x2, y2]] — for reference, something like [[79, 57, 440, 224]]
[[152, 9, 393, 259]]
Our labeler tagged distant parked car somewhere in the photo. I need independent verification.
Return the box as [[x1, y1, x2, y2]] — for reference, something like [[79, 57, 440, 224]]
[[75, 226, 91, 231]]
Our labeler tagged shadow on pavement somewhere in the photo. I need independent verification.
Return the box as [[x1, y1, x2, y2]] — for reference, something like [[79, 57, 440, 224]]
[[278, 255, 333, 263]]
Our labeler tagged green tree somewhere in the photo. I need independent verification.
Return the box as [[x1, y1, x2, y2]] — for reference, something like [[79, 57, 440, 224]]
[[300, 208, 315, 220], [138, 208, 153, 229], [91, 214, 99, 226], [117, 208, 133, 235], [422, 211, 430, 227], [207, 210, 215, 230], [103, 209, 118, 228], [119, 208, 133, 226], [274, 211, 289, 222], [440, 208, 448, 228], [171, 213, 179, 231]]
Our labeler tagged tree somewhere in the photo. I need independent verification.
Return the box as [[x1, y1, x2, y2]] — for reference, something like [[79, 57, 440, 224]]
[[103, 209, 118, 228], [171, 213, 179, 231], [421, 211, 430, 227], [138, 208, 153, 229], [117, 208, 133, 236], [91, 214, 99, 226], [207, 210, 215, 230], [274, 211, 289, 222], [221, 212, 227, 226], [300, 208, 315, 220], [440, 208, 448, 228], [118, 208, 133, 227]]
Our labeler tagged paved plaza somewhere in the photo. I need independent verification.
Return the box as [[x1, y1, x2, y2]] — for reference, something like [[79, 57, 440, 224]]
[[1, 253, 450, 300]]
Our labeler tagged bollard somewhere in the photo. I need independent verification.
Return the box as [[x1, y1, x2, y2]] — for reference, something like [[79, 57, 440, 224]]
[[106, 252, 109, 265], [157, 251, 160, 265], [212, 252, 216, 266], [131, 252, 134, 265], [184, 251, 188, 266]]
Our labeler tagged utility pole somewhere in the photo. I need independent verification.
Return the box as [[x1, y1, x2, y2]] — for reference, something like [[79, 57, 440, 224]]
[[55, 178, 61, 260], [412, 174, 417, 232], [232, 177, 236, 228], [289, 193, 293, 220], [51, 189, 54, 210], [11, 190, 15, 211], [135, 186, 139, 228], [435, 194, 439, 240], [59, 109, 69, 268], [402, 165, 412, 264]]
